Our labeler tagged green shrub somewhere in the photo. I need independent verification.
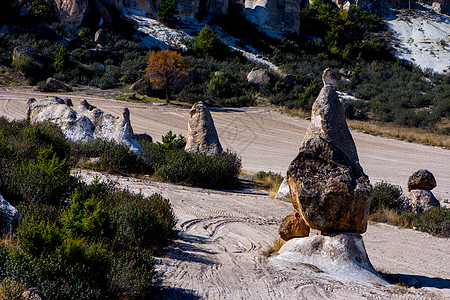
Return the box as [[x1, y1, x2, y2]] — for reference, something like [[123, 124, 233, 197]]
[[158, 130, 186, 152], [11, 55, 44, 84], [370, 181, 405, 214], [208, 71, 254, 107], [400, 207, 450, 238], [54, 45, 69, 73], [112, 193, 176, 251], [158, 0, 177, 24], [196, 26, 222, 56], [156, 150, 241, 188]]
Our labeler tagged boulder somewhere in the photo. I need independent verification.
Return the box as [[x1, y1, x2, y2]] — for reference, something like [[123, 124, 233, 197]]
[[286, 137, 372, 234], [185, 101, 223, 155], [12, 46, 36, 61], [45, 78, 72, 92], [27, 97, 143, 152], [21, 287, 47, 300], [408, 189, 440, 214], [278, 212, 310, 241], [94, 29, 106, 45], [247, 68, 271, 85], [272, 233, 389, 285], [0, 195, 20, 235], [53, 0, 90, 28], [302, 68, 359, 165], [244, 0, 301, 37], [407, 169, 436, 192]]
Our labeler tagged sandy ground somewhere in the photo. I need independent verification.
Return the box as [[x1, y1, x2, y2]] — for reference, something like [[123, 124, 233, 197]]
[[75, 169, 450, 299], [1, 88, 450, 299]]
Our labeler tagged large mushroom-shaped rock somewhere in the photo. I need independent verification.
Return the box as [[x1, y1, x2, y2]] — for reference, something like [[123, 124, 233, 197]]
[[302, 68, 359, 165], [287, 137, 372, 234], [407, 169, 437, 192], [185, 101, 223, 155], [0, 195, 20, 235], [272, 233, 389, 285], [408, 189, 440, 214], [278, 212, 310, 241], [27, 97, 143, 152], [247, 68, 271, 85]]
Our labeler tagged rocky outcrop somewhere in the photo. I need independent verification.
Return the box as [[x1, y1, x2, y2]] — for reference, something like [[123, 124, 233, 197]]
[[408, 189, 440, 214], [244, 0, 302, 37], [278, 211, 310, 241], [0, 195, 20, 235], [247, 67, 271, 85], [95, 29, 106, 46], [407, 169, 436, 192], [27, 96, 143, 152], [302, 68, 359, 165], [185, 101, 223, 155], [272, 233, 389, 285], [287, 137, 372, 234]]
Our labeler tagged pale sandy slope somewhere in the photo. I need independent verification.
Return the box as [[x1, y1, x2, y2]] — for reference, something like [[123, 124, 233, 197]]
[[1, 88, 450, 299]]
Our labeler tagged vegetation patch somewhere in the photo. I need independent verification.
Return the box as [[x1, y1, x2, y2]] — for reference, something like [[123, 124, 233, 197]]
[[0, 118, 177, 299]]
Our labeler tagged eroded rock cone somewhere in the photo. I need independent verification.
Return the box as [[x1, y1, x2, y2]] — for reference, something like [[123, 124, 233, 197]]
[[286, 137, 372, 234], [185, 101, 223, 155], [27, 97, 143, 152], [302, 68, 359, 165], [408, 169, 437, 192]]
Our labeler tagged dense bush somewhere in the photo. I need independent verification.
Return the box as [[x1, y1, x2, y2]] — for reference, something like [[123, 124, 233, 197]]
[[399, 207, 450, 238], [370, 181, 405, 214], [0, 119, 177, 299]]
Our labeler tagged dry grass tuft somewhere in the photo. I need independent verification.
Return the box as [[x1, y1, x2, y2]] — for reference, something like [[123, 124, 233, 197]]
[[348, 120, 450, 149], [369, 208, 401, 226], [262, 238, 285, 257], [252, 171, 284, 199]]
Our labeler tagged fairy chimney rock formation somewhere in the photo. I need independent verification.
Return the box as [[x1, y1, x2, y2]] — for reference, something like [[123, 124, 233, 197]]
[[302, 68, 359, 165], [185, 101, 223, 155], [27, 96, 143, 152], [407, 169, 440, 213], [282, 68, 372, 236]]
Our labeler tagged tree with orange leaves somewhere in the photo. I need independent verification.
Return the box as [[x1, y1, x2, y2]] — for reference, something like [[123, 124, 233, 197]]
[[145, 50, 189, 103]]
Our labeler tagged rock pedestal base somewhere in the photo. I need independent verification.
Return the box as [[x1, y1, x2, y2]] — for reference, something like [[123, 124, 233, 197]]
[[271, 233, 389, 285]]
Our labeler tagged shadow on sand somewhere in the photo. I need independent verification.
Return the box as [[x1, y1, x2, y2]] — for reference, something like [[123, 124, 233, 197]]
[[165, 232, 218, 265], [383, 273, 450, 289]]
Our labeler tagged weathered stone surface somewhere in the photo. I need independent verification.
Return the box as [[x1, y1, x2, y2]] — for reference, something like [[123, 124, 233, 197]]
[[46, 78, 72, 92], [278, 212, 310, 241], [275, 177, 290, 199], [244, 0, 301, 37], [53, 0, 90, 28], [407, 169, 437, 192], [12, 46, 37, 61], [272, 233, 389, 285], [185, 101, 223, 155], [286, 137, 372, 234], [0, 195, 20, 235], [94, 29, 106, 45], [130, 78, 144, 91], [21, 287, 47, 300], [408, 189, 440, 214], [247, 68, 271, 85], [27, 96, 143, 152], [302, 68, 359, 165]]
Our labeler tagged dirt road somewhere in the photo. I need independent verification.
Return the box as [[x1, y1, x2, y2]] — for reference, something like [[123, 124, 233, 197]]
[[1, 87, 449, 201], [1, 87, 449, 299]]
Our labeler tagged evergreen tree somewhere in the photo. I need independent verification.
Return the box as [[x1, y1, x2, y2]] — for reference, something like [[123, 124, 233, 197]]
[[54, 45, 69, 73]]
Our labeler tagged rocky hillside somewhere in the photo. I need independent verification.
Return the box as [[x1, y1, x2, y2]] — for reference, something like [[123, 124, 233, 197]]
[[8, 0, 448, 37]]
